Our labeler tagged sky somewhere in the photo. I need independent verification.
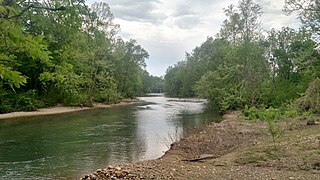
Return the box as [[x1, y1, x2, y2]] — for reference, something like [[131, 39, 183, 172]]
[[86, 0, 300, 76]]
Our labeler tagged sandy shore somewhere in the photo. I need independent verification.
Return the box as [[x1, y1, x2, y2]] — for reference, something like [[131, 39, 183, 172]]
[[0, 99, 143, 120]]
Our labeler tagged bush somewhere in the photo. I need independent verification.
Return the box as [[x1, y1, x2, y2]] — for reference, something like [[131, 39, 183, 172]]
[[243, 106, 281, 121], [243, 106, 285, 151], [93, 90, 122, 104], [15, 90, 39, 111], [0, 90, 40, 113], [282, 109, 299, 119], [296, 78, 320, 114]]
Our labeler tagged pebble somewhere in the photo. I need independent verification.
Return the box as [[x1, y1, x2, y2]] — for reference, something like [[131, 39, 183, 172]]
[[115, 171, 123, 178]]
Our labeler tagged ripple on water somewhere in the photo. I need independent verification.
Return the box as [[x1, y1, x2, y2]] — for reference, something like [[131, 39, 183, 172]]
[[0, 95, 218, 179]]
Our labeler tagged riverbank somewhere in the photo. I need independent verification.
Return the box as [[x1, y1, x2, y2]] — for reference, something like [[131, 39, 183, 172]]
[[0, 99, 143, 120], [82, 111, 320, 179]]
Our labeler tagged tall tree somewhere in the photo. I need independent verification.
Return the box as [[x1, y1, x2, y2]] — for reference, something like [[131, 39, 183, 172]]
[[285, 0, 320, 36], [218, 0, 262, 43], [113, 39, 149, 97], [0, 0, 150, 113]]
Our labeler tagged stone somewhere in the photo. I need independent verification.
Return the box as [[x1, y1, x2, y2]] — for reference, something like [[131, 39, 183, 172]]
[[81, 175, 89, 180], [307, 120, 316, 125], [115, 171, 124, 178]]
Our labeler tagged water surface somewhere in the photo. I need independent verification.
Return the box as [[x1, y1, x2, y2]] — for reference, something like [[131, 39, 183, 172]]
[[0, 94, 218, 179]]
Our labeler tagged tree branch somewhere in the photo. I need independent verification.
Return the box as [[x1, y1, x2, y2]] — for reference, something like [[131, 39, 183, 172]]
[[1, 4, 66, 20]]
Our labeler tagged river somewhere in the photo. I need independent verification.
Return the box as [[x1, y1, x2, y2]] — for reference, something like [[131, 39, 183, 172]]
[[0, 94, 219, 179]]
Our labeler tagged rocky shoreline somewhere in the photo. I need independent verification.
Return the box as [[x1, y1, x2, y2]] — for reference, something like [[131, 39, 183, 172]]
[[81, 111, 320, 180], [0, 99, 143, 120]]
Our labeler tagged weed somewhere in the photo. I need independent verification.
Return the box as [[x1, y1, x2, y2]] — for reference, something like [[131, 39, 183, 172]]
[[266, 119, 283, 151], [157, 127, 181, 149]]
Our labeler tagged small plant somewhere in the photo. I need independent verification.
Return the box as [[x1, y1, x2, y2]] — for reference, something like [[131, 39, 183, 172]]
[[242, 106, 285, 151], [242, 105, 259, 120], [266, 119, 282, 150]]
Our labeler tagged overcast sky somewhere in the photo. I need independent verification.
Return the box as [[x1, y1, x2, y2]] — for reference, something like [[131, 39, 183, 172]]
[[86, 0, 300, 76]]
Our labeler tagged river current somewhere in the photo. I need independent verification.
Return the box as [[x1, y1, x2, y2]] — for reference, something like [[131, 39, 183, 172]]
[[0, 94, 218, 179]]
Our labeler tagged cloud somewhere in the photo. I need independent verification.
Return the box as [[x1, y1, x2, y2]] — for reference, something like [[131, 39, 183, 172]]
[[174, 15, 204, 29], [87, 0, 166, 23], [258, 0, 300, 30], [86, 0, 300, 76], [110, 1, 166, 23]]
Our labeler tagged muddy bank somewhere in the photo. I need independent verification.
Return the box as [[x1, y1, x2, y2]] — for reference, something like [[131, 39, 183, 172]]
[[0, 99, 143, 120], [82, 111, 320, 180]]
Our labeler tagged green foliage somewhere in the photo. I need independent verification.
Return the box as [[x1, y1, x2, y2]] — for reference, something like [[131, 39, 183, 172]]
[[141, 70, 164, 94], [112, 39, 149, 98], [0, 18, 50, 89], [296, 78, 320, 114], [282, 108, 299, 119], [243, 106, 281, 121], [242, 106, 285, 150], [0, 89, 40, 113], [285, 0, 320, 37], [266, 119, 283, 151], [164, 38, 229, 97], [164, 65, 182, 97], [164, 0, 320, 114], [0, 0, 151, 113]]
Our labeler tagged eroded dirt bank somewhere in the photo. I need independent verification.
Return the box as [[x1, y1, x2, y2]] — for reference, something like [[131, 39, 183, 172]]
[[82, 111, 320, 180]]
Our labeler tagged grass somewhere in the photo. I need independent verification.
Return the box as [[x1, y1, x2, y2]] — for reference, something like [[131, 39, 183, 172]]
[[233, 116, 320, 171]]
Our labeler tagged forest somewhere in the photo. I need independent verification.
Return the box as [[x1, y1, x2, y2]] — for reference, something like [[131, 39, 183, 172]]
[[164, 0, 320, 115], [1, 0, 320, 117], [0, 0, 163, 113]]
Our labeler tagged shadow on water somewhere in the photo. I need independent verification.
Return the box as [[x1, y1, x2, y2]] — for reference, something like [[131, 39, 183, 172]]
[[0, 94, 220, 179]]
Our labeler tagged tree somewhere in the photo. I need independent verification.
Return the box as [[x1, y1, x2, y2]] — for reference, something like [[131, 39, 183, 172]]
[[112, 38, 149, 97], [266, 27, 297, 81], [0, 0, 150, 113], [285, 0, 320, 36], [195, 0, 268, 110], [163, 38, 229, 97], [218, 0, 262, 43], [141, 70, 164, 94], [164, 65, 182, 96], [0, 0, 65, 91]]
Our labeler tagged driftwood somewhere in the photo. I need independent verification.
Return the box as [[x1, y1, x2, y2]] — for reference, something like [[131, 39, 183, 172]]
[[182, 154, 216, 162]]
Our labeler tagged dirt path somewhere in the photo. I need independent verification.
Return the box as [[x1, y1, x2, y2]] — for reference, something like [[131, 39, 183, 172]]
[[0, 99, 143, 120], [82, 111, 320, 180]]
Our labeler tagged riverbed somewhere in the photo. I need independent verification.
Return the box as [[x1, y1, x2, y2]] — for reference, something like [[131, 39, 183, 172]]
[[0, 94, 218, 179]]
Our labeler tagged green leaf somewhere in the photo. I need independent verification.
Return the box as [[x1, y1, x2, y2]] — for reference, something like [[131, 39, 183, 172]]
[[0, 6, 6, 14], [0, 65, 26, 88]]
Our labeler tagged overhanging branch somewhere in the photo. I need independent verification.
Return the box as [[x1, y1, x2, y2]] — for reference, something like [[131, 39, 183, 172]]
[[0, 4, 66, 20]]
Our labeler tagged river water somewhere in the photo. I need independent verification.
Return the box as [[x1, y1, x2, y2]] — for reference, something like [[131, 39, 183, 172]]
[[0, 94, 218, 179]]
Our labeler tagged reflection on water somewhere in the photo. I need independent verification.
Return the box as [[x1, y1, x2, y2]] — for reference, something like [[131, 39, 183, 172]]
[[0, 94, 219, 179]]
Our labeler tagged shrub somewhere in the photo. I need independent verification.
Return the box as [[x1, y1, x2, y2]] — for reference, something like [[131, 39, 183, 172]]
[[243, 106, 281, 121], [0, 90, 40, 113], [296, 78, 320, 114]]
